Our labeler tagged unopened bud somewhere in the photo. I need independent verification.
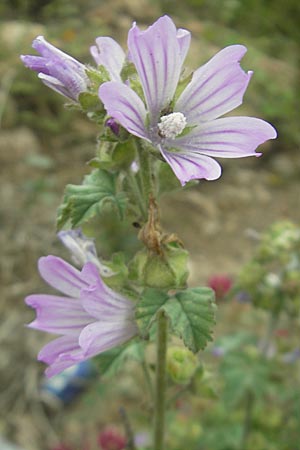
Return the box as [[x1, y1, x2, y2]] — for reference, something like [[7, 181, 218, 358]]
[[167, 346, 198, 384]]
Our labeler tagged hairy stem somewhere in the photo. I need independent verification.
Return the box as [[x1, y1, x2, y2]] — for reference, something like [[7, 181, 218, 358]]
[[126, 168, 148, 220], [153, 310, 168, 450]]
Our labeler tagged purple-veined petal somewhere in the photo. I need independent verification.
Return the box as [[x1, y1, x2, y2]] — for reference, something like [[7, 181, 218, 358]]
[[175, 45, 252, 123], [128, 16, 183, 123], [173, 116, 277, 158], [38, 73, 74, 99], [43, 60, 88, 100], [159, 145, 222, 185], [38, 256, 88, 298], [99, 81, 149, 140], [32, 36, 80, 66], [25, 294, 93, 335], [176, 28, 191, 65], [79, 320, 137, 356], [58, 230, 116, 277], [20, 55, 49, 73], [90, 37, 125, 81]]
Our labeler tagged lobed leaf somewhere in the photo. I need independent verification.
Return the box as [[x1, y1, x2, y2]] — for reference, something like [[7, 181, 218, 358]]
[[57, 169, 127, 229], [136, 287, 216, 352]]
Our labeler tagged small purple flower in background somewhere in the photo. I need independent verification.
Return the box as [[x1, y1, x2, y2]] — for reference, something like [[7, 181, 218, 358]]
[[25, 256, 137, 377], [58, 229, 115, 277], [99, 15, 277, 185], [21, 36, 89, 101]]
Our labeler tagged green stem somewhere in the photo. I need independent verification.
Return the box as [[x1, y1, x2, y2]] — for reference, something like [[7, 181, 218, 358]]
[[126, 168, 148, 220], [240, 390, 255, 450], [153, 310, 168, 450], [135, 140, 154, 210], [142, 359, 155, 400]]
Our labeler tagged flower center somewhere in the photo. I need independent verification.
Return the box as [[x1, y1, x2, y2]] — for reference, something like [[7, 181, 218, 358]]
[[158, 112, 187, 139]]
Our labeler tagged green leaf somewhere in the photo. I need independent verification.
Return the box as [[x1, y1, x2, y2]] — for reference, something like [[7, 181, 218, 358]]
[[57, 169, 127, 229], [96, 340, 144, 377], [166, 288, 216, 353], [136, 287, 216, 352], [135, 289, 169, 337]]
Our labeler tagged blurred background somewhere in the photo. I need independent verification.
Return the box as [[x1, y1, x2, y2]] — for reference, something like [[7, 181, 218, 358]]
[[0, 0, 299, 449]]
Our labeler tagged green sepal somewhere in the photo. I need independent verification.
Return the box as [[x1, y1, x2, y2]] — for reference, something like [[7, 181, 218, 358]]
[[136, 287, 216, 352], [96, 340, 145, 377], [129, 244, 189, 289], [120, 61, 137, 82], [101, 252, 129, 290], [91, 140, 136, 171], [56, 169, 127, 229], [86, 65, 110, 87]]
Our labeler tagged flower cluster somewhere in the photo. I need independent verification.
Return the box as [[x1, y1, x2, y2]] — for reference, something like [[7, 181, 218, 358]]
[[22, 16, 278, 377], [21, 15, 276, 185]]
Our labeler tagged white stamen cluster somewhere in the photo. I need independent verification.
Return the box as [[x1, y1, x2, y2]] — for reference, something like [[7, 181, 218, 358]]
[[158, 112, 187, 139]]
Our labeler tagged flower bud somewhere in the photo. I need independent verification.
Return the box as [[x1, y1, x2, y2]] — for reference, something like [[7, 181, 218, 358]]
[[167, 346, 198, 385], [129, 245, 189, 289]]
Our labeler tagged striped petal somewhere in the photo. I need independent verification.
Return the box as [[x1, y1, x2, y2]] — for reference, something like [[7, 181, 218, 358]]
[[175, 45, 252, 123], [128, 16, 183, 123], [79, 320, 137, 357], [80, 263, 135, 319], [38, 256, 88, 298], [173, 116, 277, 158], [38, 335, 86, 377], [160, 145, 222, 185], [99, 81, 148, 139], [90, 37, 125, 81], [25, 294, 92, 335]]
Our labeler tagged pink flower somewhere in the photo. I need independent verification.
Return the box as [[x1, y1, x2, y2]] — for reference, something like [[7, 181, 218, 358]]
[[25, 256, 137, 377], [99, 16, 277, 185]]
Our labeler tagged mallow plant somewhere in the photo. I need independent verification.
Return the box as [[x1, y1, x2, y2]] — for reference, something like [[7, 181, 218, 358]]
[[22, 15, 276, 450]]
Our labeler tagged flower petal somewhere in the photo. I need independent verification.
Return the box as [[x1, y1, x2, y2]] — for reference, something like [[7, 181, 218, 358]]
[[90, 37, 125, 81], [159, 145, 222, 185], [173, 117, 277, 158], [37, 335, 86, 377], [38, 256, 88, 298], [176, 28, 191, 65], [99, 81, 148, 139], [25, 294, 92, 335], [175, 45, 252, 123], [20, 55, 49, 73], [79, 320, 137, 357], [128, 16, 182, 122], [32, 36, 79, 64], [37, 73, 74, 99], [80, 262, 135, 319], [38, 335, 81, 364]]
